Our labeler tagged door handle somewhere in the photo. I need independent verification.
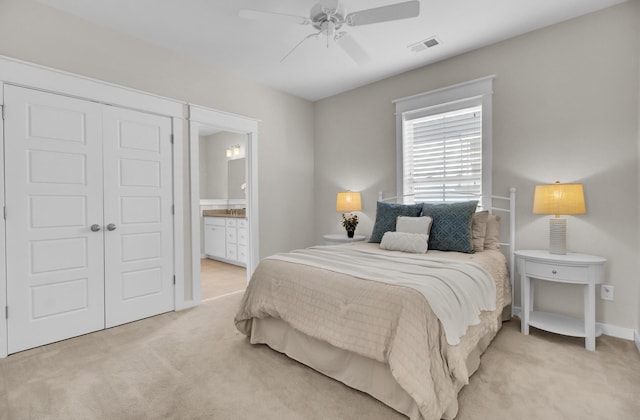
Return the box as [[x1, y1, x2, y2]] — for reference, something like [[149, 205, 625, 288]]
[[90, 224, 102, 232], [106, 223, 117, 231]]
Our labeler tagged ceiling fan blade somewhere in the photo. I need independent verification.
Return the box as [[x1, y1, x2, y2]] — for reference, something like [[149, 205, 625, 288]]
[[239, 9, 310, 25], [337, 33, 371, 65], [346, 0, 420, 26], [281, 33, 320, 63]]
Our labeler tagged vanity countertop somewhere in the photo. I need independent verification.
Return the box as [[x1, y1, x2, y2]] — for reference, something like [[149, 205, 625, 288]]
[[203, 209, 246, 218]]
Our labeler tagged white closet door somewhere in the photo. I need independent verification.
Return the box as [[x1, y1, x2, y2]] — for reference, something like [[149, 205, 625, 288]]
[[102, 106, 174, 328], [5, 86, 105, 353]]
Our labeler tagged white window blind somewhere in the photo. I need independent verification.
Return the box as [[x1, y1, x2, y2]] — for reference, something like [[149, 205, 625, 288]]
[[395, 76, 494, 206], [402, 105, 482, 203]]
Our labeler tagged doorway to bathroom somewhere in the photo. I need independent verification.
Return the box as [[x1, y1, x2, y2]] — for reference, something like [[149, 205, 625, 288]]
[[189, 106, 259, 304], [198, 127, 248, 300]]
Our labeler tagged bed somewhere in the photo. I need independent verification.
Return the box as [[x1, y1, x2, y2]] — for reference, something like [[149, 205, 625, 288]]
[[235, 190, 515, 420]]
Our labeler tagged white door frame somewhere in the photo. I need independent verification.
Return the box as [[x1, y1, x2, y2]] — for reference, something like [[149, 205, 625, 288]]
[[0, 82, 6, 358], [0, 55, 186, 357], [189, 105, 259, 305]]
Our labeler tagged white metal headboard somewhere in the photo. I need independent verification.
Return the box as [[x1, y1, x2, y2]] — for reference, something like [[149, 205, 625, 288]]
[[377, 188, 517, 317]]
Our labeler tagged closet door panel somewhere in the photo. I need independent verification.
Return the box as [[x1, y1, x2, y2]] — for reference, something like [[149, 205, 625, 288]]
[[102, 106, 174, 328], [4, 86, 105, 353]]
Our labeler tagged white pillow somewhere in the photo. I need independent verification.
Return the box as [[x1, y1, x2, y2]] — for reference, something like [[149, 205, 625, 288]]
[[396, 216, 433, 235], [380, 232, 428, 254]]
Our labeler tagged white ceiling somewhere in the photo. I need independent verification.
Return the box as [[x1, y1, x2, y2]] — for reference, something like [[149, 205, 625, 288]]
[[38, 0, 626, 101]]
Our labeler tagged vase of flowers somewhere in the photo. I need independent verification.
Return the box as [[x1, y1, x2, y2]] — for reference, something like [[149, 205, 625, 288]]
[[342, 214, 359, 238]]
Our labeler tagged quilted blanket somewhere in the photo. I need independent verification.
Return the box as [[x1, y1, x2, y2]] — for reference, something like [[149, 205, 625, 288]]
[[235, 244, 508, 420], [267, 246, 495, 345]]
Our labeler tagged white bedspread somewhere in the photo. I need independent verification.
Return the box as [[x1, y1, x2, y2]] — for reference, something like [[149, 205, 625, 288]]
[[268, 246, 496, 346]]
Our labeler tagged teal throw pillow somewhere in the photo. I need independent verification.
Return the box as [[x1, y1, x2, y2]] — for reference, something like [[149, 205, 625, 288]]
[[421, 201, 478, 253], [369, 202, 423, 243]]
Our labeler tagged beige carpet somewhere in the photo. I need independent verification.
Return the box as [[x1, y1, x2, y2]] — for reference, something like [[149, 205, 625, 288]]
[[1, 291, 639, 420]]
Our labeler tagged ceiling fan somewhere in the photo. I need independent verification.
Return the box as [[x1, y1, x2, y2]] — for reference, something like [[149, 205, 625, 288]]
[[239, 0, 420, 65]]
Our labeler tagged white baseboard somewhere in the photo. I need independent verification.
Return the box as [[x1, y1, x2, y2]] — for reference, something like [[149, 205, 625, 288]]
[[511, 306, 634, 341], [597, 323, 635, 341], [635, 331, 640, 353]]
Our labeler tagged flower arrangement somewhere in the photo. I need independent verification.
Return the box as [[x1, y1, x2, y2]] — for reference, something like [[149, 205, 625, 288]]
[[341, 213, 359, 237]]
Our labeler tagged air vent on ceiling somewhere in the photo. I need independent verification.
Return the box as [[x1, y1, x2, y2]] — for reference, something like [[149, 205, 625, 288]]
[[409, 36, 441, 53]]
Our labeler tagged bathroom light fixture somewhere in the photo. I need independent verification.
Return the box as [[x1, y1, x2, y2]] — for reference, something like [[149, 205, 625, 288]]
[[226, 145, 242, 158]]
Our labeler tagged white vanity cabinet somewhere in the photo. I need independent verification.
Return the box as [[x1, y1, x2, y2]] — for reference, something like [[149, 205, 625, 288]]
[[226, 218, 238, 261], [237, 219, 248, 264], [204, 216, 247, 267], [204, 217, 226, 259]]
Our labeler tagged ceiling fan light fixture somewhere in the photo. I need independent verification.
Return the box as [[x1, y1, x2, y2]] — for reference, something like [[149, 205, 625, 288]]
[[311, 2, 344, 24], [321, 21, 337, 46]]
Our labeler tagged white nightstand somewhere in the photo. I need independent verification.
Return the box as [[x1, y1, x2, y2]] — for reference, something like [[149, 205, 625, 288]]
[[515, 250, 606, 351], [323, 234, 366, 245]]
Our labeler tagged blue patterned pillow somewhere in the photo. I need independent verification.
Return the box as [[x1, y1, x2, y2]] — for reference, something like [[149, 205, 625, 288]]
[[421, 201, 478, 253], [369, 202, 423, 243]]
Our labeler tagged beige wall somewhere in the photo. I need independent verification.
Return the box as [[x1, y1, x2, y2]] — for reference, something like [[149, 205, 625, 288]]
[[0, 0, 316, 267], [314, 2, 640, 330]]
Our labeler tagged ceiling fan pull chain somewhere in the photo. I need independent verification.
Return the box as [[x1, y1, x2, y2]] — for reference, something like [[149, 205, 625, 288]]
[[281, 32, 320, 63]]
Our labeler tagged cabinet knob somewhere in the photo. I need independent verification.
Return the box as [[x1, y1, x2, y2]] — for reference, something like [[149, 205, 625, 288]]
[[90, 224, 101, 232], [552, 269, 557, 274]]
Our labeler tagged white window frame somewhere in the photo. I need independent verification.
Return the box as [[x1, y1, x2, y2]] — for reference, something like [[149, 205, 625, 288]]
[[394, 75, 495, 207]]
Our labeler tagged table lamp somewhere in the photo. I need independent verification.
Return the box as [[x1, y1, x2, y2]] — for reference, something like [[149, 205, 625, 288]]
[[533, 182, 586, 254], [336, 191, 362, 238]]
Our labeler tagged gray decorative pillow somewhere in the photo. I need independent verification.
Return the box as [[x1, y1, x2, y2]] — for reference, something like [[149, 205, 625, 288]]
[[396, 216, 433, 236], [421, 201, 478, 253], [369, 202, 423, 243], [380, 232, 428, 254]]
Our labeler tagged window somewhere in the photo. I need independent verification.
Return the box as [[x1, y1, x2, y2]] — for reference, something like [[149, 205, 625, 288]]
[[394, 76, 494, 206], [403, 105, 482, 202]]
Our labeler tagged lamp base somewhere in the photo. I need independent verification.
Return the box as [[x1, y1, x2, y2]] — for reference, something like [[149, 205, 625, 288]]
[[549, 218, 567, 255]]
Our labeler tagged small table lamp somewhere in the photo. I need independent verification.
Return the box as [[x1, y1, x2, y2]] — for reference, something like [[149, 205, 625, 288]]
[[336, 191, 362, 238], [533, 182, 586, 255]]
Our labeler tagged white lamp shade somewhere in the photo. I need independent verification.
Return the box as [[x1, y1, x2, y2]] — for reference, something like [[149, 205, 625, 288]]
[[533, 182, 586, 217], [336, 191, 362, 212]]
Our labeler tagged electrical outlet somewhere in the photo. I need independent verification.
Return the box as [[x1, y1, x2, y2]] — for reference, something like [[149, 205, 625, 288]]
[[601, 285, 614, 301]]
